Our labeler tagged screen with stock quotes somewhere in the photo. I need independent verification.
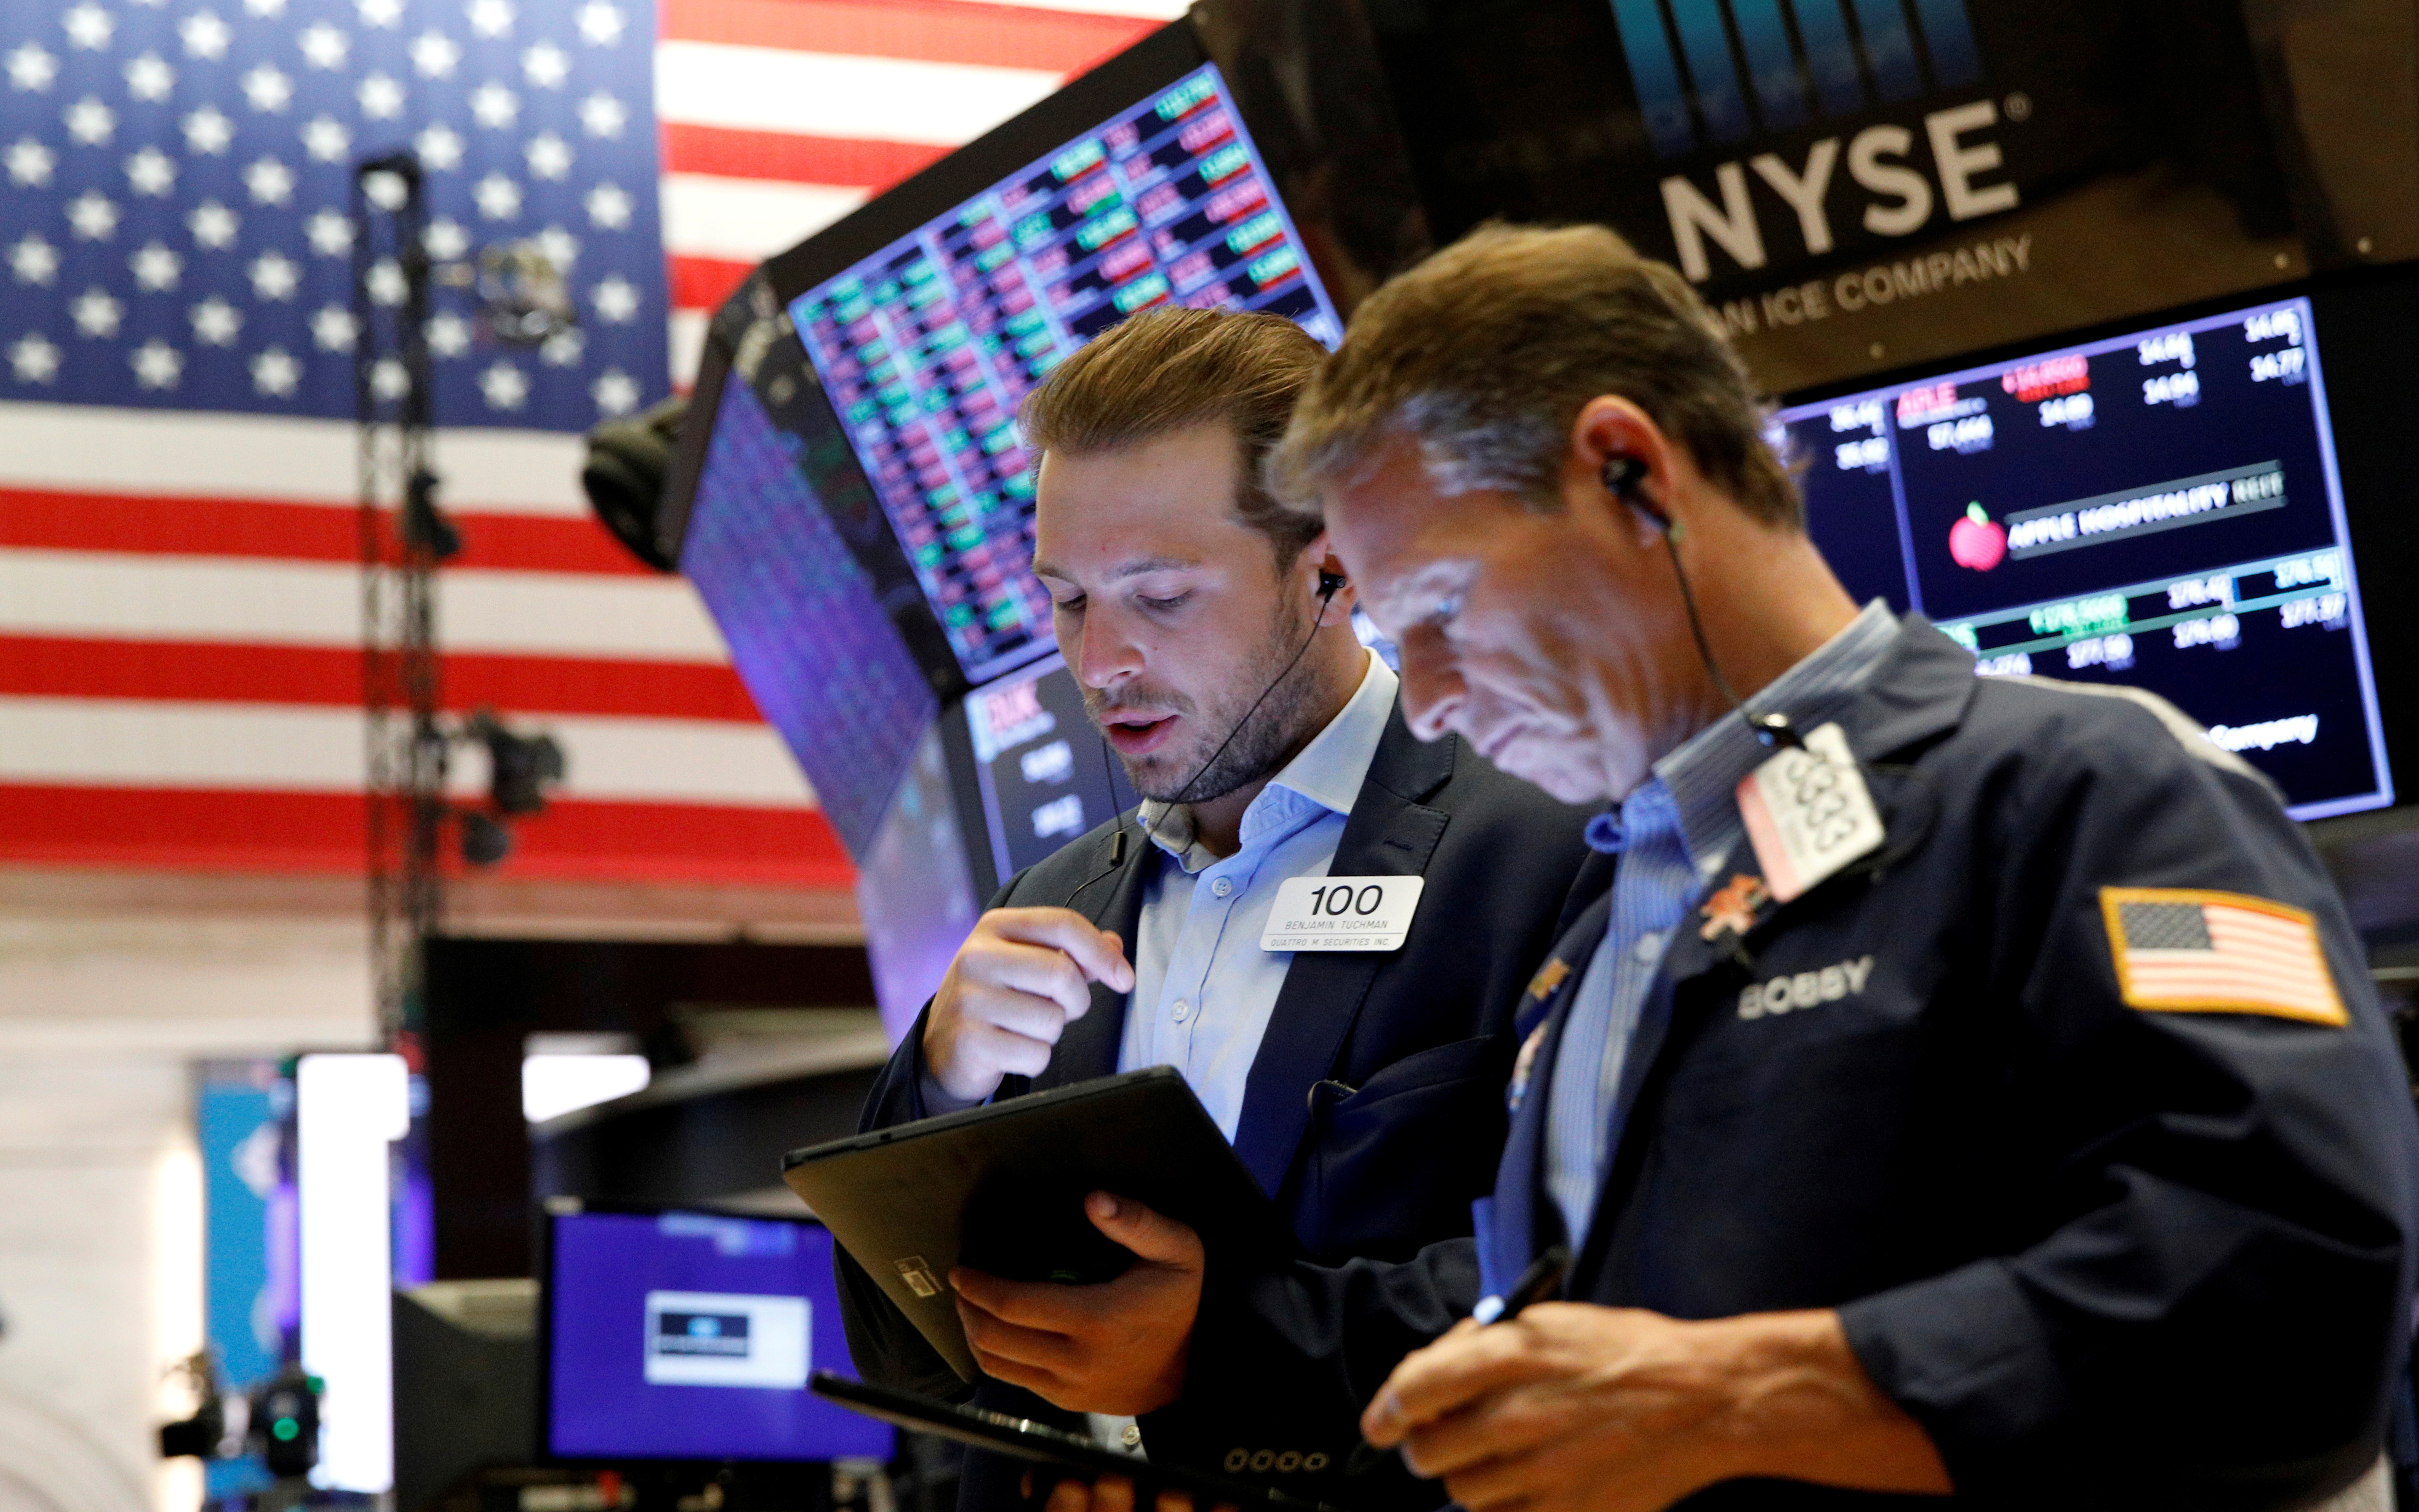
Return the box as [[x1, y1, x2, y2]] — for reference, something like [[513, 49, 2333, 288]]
[[1775, 294, 2391, 820], [788, 62, 1345, 686]]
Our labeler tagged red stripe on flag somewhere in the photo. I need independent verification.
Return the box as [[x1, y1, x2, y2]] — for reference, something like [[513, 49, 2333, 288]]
[[0, 784, 852, 886], [670, 255, 758, 315], [661, 124, 947, 190], [657, 0, 1155, 73], [0, 636, 764, 721], [1, 488, 654, 575]]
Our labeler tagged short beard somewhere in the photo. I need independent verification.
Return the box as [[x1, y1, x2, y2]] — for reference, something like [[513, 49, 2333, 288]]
[[1088, 600, 1327, 806]]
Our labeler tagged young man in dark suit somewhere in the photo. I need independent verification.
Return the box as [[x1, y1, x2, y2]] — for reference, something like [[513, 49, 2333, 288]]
[[834, 307, 1603, 1510]]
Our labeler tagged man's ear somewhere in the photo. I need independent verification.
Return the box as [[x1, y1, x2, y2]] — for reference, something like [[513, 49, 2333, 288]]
[[1306, 532, 1355, 623]]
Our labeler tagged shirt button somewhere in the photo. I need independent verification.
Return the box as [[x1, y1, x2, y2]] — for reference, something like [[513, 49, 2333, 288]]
[[1634, 932, 1666, 964], [1121, 1425, 1142, 1448], [1211, 877, 1233, 898], [1173, 1000, 1190, 1023]]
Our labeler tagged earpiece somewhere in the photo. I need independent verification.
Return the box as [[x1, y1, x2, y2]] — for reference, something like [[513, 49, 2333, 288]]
[[1317, 568, 1346, 600], [1601, 456, 1668, 532]]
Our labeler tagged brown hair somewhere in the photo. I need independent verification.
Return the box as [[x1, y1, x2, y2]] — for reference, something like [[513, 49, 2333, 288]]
[[1020, 306, 1329, 566], [1268, 223, 1802, 529]]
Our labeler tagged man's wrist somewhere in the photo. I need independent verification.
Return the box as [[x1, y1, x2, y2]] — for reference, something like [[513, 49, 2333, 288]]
[[1696, 1309, 1949, 1494]]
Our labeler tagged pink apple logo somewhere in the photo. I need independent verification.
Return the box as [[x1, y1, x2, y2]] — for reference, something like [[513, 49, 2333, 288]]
[[1948, 501, 2006, 571]]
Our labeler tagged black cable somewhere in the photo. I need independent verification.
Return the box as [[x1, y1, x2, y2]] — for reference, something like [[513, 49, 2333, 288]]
[[1656, 521, 1800, 751]]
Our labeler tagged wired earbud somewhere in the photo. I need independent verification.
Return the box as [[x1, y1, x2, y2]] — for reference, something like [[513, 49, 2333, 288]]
[[1062, 562, 1348, 912], [1602, 452, 1799, 750]]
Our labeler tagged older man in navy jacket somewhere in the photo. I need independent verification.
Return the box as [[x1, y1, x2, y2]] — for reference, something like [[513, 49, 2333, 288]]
[[1049, 225, 2419, 1512]]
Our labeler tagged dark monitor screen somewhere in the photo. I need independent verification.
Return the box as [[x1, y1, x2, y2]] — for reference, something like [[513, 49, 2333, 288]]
[[787, 59, 1346, 686], [678, 365, 939, 859], [543, 1207, 893, 1464], [963, 653, 1140, 885], [1776, 293, 2392, 820]]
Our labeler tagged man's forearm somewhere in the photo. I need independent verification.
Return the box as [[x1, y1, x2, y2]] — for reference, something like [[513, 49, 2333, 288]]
[[1702, 1309, 1951, 1495]]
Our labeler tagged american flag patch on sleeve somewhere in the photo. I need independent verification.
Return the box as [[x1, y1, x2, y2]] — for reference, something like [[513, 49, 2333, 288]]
[[2100, 888, 2347, 1026]]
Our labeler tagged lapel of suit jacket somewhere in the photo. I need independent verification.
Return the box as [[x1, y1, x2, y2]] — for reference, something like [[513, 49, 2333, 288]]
[[1227, 703, 1456, 1198], [1490, 892, 1609, 1291], [1028, 820, 1155, 1094]]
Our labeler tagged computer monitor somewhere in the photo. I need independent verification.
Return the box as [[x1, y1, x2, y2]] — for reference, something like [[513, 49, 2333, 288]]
[[961, 654, 1141, 888], [1774, 292, 2392, 820], [676, 344, 940, 859], [779, 34, 1346, 689], [540, 1205, 894, 1464]]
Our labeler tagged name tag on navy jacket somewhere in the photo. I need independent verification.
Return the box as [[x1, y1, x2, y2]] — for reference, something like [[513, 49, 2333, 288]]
[[1260, 876, 1424, 951]]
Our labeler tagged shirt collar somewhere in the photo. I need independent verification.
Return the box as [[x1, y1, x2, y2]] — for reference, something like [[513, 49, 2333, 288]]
[[1585, 600, 1900, 868], [1139, 651, 1395, 865]]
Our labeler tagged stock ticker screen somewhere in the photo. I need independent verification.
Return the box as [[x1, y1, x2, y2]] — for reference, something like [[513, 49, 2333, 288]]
[[963, 653, 1140, 884], [679, 373, 939, 857], [1779, 296, 2391, 820], [789, 62, 1345, 686]]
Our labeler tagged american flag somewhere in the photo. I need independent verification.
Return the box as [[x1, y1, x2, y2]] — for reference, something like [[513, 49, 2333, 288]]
[[2103, 887, 2347, 1028], [0, 0, 1173, 889]]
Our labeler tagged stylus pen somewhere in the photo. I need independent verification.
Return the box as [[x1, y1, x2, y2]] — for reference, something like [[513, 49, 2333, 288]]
[[1344, 1245, 1572, 1477]]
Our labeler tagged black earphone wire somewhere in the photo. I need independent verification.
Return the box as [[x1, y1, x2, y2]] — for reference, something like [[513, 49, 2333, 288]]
[[1061, 572, 1344, 912]]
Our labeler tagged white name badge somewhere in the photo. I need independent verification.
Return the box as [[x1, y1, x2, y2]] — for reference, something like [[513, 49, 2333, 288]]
[[1735, 722, 1885, 904], [1260, 875, 1425, 952]]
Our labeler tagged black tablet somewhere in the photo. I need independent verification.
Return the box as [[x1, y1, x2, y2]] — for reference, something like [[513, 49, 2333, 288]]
[[780, 1067, 1289, 1381], [810, 1373, 1355, 1512]]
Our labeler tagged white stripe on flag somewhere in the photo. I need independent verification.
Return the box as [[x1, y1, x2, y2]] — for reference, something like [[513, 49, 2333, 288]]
[[669, 311, 711, 391], [0, 550, 733, 662], [654, 42, 1062, 146], [0, 402, 590, 516], [662, 174, 872, 265], [0, 696, 814, 807]]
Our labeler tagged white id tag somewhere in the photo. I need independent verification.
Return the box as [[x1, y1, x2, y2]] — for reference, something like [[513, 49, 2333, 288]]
[[1735, 722, 1885, 903], [1260, 876, 1425, 952]]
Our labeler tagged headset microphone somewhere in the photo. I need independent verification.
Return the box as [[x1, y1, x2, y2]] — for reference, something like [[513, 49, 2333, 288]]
[[1065, 565, 1347, 911]]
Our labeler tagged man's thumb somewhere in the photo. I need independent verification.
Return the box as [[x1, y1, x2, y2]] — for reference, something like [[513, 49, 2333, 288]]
[[1086, 1190, 1201, 1267]]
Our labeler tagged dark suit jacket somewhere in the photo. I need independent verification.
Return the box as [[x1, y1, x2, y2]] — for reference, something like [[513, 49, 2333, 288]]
[[835, 696, 1603, 1511]]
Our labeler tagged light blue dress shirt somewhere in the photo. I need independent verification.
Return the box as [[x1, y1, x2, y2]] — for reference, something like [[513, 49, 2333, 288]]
[[1544, 602, 1902, 1245], [1116, 652, 1398, 1141]]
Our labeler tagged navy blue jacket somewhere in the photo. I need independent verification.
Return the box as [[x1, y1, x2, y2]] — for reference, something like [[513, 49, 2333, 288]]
[[833, 697, 1602, 1510], [1162, 620, 2419, 1510]]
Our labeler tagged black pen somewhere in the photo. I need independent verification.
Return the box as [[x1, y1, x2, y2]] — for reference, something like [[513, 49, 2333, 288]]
[[1343, 1245, 1573, 1477]]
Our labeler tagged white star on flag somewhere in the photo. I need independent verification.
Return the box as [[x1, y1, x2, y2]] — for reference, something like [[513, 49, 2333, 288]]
[[241, 63, 294, 113], [246, 0, 289, 17], [67, 190, 120, 240], [540, 326, 584, 366], [410, 30, 460, 79], [523, 41, 568, 88], [250, 345, 300, 396], [299, 23, 348, 68], [470, 82, 517, 130], [244, 156, 295, 206], [65, 97, 115, 147], [125, 146, 177, 197], [576, 91, 624, 139], [365, 257, 406, 306], [125, 54, 177, 103], [64, 5, 116, 51], [583, 181, 629, 229], [7, 42, 60, 90], [9, 234, 60, 286], [131, 241, 183, 292], [10, 333, 62, 384], [181, 105, 235, 155], [474, 171, 521, 220], [304, 208, 352, 256], [427, 311, 471, 357], [178, 12, 230, 59], [187, 200, 240, 249], [131, 339, 184, 390], [357, 0, 403, 27], [535, 224, 578, 270], [574, 1, 622, 46], [415, 122, 465, 171], [591, 273, 637, 323], [248, 249, 299, 300], [525, 131, 570, 180], [72, 288, 125, 338], [592, 367, 638, 415], [369, 355, 409, 399], [311, 303, 358, 351], [425, 216, 470, 260], [358, 72, 405, 118], [190, 296, 244, 345], [480, 359, 530, 409], [468, 0, 515, 40], [302, 115, 351, 163], [7, 138, 56, 189]]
